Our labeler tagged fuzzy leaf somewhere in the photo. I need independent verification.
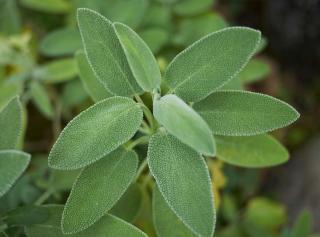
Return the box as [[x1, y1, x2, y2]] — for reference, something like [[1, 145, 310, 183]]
[[114, 22, 161, 92], [77, 8, 143, 97], [30, 82, 54, 119], [0, 150, 30, 197], [164, 27, 261, 102], [216, 134, 289, 167], [75, 50, 112, 102], [194, 91, 299, 136], [40, 28, 82, 57], [153, 186, 197, 237], [153, 94, 215, 155], [20, 0, 70, 13], [148, 132, 215, 237], [48, 97, 143, 170], [0, 97, 22, 150], [62, 148, 138, 233]]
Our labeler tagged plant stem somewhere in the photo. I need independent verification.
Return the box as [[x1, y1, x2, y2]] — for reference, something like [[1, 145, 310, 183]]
[[34, 189, 53, 205], [134, 95, 156, 132], [126, 136, 149, 150], [135, 158, 148, 181]]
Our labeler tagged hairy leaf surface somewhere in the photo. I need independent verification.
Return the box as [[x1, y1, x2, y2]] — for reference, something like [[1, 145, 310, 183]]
[[0, 150, 30, 197], [164, 27, 261, 102], [77, 8, 142, 97], [62, 148, 138, 233], [193, 91, 299, 136], [0, 97, 22, 149], [114, 22, 161, 92], [48, 97, 143, 170], [153, 94, 215, 155], [148, 132, 215, 237], [216, 135, 289, 167]]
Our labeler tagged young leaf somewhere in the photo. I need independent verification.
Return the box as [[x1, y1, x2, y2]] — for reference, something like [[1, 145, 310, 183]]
[[30, 82, 54, 119], [114, 22, 161, 92], [148, 132, 215, 237], [153, 94, 215, 155], [193, 91, 300, 136], [0, 97, 22, 150], [164, 27, 261, 102], [0, 150, 31, 197], [75, 51, 112, 102], [40, 28, 82, 57], [62, 148, 138, 233], [216, 134, 289, 167], [77, 8, 143, 97], [153, 186, 197, 237], [48, 97, 143, 170]]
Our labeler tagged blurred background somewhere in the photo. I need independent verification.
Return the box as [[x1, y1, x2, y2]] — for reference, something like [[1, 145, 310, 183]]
[[0, 0, 319, 236]]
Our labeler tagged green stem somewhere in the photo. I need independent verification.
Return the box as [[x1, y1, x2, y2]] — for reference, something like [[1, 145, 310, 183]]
[[135, 158, 148, 181], [126, 136, 149, 150], [134, 95, 156, 132], [35, 189, 53, 205]]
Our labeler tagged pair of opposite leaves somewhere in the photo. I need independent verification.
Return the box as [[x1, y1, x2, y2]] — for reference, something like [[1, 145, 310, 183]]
[[48, 8, 299, 237]]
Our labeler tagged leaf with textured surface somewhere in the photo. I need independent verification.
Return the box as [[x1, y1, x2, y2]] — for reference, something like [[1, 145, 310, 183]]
[[62, 148, 138, 233], [153, 94, 215, 155], [153, 186, 197, 237], [164, 27, 261, 102], [30, 82, 54, 119], [148, 132, 215, 237], [216, 134, 289, 167], [194, 91, 299, 136], [114, 22, 161, 92], [0, 150, 30, 197], [48, 97, 143, 170], [40, 28, 82, 57], [76, 51, 112, 102], [77, 8, 143, 97], [0, 97, 22, 150]]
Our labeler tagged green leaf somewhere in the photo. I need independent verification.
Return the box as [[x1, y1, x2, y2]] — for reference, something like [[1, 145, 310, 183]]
[[148, 132, 215, 237], [0, 81, 22, 111], [238, 59, 270, 83], [216, 134, 289, 167], [75, 50, 112, 102], [34, 58, 78, 83], [77, 8, 143, 97], [20, 0, 70, 13], [0, 97, 22, 150], [0, 0, 21, 35], [48, 96, 143, 170], [61, 79, 88, 108], [25, 205, 148, 237], [62, 148, 138, 233], [0, 150, 30, 197], [153, 94, 215, 155], [40, 28, 82, 57], [30, 82, 54, 119], [50, 170, 81, 191], [110, 183, 142, 222], [114, 22, 161, 92], [193, 91, 300, 136], [153, 186, 197, 237], [291, 210, 312, 237], [139, 28, 169, 54], [164, 27, 261, 102], [173, 0, 213, 16]]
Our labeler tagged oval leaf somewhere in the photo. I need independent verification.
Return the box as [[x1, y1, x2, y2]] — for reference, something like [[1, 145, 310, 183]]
[[30, 82, 54, 119], [193, 90, 299, 136], [216, 134, 289, 167], [153, 94, 215, 155], [114, 22, 161, 92], [0, 97, 22, 150], [77, 8, 143, 97], [164, 27, 261, 102], [48, 97, 143, 170], [148, 132, 215, 237], [76, 50, 112, 102], [0, 150, 30, 197], [62, 148, 138, 233]]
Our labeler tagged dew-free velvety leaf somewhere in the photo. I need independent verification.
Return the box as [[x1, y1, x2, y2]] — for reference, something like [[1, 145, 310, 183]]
[[164, 27, 261, 102], [48, 97, 143, 170], [193, 91, 299, 136], [114, 22, 161, 92], [62, 148, 138, 233], [30, 82, 54, 119], [153, 186, 197, 237], [77, 8, 143, 97], [75, 51, 111, 102], [20, 0, 70, 13], [148, 132, 215, 237], [0, 150, 30, 197], [153, 94, 215, 155], [0, 97, 22, 150], [216, 134, 289, 167], [40, 28, 82, 57]]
